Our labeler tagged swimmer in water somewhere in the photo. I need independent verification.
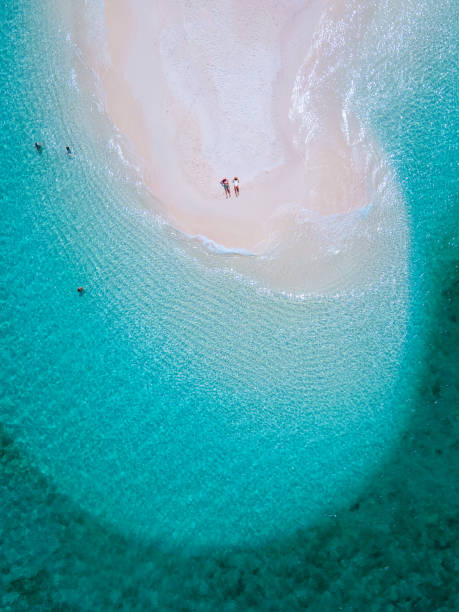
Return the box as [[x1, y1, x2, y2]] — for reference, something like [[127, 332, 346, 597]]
[[233, 177, 239, 197], [77, 286, 84, 294], [66, 146, 72, 155], [34, 142, 42, 153]]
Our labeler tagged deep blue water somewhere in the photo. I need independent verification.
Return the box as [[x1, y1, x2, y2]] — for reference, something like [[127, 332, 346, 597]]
[[1, 0, 458, 609]]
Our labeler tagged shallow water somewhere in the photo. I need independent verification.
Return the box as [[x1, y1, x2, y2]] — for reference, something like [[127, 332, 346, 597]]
[[1, 0, 458, 609]]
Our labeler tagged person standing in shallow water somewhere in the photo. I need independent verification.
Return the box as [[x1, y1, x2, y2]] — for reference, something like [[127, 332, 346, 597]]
[[233, 177, 239, 197], [220, 178, 231, 198]]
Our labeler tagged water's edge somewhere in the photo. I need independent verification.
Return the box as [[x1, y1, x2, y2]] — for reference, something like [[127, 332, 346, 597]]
[[1, 0, 457, 608]]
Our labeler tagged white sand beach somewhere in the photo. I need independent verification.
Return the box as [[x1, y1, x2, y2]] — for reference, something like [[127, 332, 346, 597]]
[[79, 0, 377, 254]]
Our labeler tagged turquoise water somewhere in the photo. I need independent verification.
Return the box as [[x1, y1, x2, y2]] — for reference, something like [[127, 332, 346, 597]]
[[1, 0, 458, 609]]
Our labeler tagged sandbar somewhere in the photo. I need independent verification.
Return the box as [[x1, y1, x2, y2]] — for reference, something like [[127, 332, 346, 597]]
[[81, 0, 372, 253]]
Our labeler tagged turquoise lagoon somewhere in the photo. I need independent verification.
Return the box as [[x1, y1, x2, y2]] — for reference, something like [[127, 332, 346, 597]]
[[1, 0, 457, 610]]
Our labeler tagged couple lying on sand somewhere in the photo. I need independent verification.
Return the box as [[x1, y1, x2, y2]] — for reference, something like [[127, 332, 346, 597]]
[[220, 177, 239, 198]]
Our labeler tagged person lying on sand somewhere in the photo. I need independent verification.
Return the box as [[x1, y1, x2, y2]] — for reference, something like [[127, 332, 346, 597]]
[[220, 178, 231, 198], [233, 177, 239, 197]]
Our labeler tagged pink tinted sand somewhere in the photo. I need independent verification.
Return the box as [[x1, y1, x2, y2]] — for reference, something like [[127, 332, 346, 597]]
[[85, 0, 369, 252]]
